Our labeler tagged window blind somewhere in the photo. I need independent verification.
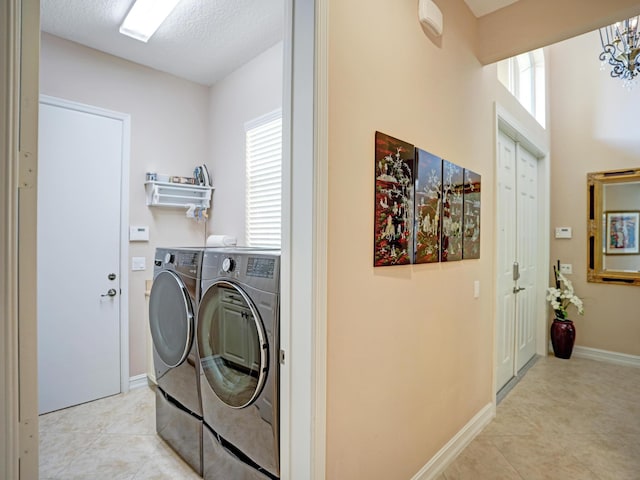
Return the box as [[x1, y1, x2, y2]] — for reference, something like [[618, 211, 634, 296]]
[[245, 111, 282, 248]]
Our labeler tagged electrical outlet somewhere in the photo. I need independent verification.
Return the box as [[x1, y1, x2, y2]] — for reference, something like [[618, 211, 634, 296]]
[[560, 264, 572, 274]]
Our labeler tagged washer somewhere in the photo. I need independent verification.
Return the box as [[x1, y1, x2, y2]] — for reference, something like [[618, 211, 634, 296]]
[[197, 248, 280, 480], [149, 247, 204, 476]]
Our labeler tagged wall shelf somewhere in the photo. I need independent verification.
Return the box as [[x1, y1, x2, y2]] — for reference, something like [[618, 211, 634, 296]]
[[145, 181, 213, 209]]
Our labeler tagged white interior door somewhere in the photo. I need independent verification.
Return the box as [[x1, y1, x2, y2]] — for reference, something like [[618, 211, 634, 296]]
[[496, 130, 538, 392], [37, 98, 125, 414]]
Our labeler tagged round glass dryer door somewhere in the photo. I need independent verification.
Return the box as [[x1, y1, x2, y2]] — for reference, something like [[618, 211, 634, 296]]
[[197, 281, 268, 409], [149, 270, 194, 368]]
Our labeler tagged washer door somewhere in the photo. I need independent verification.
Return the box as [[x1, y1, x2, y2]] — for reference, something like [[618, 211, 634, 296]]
[[197, 281, 268, 409], [149, 270, 194, 368]]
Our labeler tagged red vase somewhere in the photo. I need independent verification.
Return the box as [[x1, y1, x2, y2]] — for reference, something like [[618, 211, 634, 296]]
[[550, 318, 576, 359]]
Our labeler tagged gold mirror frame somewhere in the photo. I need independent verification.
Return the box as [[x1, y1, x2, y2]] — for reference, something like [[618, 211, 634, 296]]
[[587, 168, 640, 286]]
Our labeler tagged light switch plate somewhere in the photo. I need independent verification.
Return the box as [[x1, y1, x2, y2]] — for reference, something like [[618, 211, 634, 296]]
[[473, 280, 480, 298], [131, 256, 146, 271], [560, 264, 572, 274]]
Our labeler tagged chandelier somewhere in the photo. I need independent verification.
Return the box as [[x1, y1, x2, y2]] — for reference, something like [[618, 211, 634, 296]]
[[599, 15, 640, 88]]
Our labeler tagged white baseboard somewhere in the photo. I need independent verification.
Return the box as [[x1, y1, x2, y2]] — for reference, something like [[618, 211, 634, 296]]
[[572, 346, 640, 368], [410, 402, 495, 480], [129, 373, 149, 390]]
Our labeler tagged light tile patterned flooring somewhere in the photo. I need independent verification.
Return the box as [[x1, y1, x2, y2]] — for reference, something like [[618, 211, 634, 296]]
[[39, 355, 640, 479], [39, 385, 200, 480], [440, 355, 640, 480]]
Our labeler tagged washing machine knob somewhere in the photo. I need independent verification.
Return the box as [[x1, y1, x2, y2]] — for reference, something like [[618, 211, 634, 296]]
[[164, 253, 174, 264], [222, 257, 235, 273]]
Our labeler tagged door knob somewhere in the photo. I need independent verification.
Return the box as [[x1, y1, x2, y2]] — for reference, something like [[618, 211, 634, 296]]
[[101, 288, 117, 297], [513, 286, 525, 294]]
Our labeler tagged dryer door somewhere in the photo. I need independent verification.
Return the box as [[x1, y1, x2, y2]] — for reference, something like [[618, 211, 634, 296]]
[[197, 281, 268, 409], [149, 270, 194, 368]]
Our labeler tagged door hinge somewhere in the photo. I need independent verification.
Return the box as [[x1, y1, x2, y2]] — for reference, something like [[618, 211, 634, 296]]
[[18, 150, 36, 189], [279, 349, 285, 365]]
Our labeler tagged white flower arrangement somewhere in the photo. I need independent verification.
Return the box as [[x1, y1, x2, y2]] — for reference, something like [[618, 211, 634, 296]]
[[546, 266, 584, 320]]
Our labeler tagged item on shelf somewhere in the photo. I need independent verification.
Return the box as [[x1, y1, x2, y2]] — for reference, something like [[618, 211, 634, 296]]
[[194, 164, 211, 187], [170, 176, 197, 185], [146, 172, 157, 181]]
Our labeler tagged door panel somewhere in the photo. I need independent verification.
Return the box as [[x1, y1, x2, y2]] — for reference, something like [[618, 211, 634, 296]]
[[516, 147, 538, 370], [496, 131, 518, 389], [37, 99, 124, 414]]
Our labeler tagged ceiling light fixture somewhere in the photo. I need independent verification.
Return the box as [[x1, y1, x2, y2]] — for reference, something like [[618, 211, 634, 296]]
[[119, 0, 182, 43], [599, 15, 640, 89]]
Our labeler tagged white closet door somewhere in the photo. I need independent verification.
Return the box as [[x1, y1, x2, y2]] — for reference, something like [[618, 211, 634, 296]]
[[38, 98, 124, 414]]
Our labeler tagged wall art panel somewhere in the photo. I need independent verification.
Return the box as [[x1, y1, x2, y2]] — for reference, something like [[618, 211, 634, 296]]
[[374, 132, 414, 266], [463, 169, 481, 259], [441, 160, 463, 262], [414, 148, 442, 264]]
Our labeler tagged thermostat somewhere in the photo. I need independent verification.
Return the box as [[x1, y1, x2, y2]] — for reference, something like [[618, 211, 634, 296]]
[[129, 225, 149, 242], [555, 227, 572, 239]]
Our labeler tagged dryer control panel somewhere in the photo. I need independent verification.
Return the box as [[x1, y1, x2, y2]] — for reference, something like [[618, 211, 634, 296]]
[[246, 257, 276, 279]]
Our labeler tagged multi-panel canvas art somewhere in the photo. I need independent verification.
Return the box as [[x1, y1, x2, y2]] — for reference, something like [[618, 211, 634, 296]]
[[374, 132, 415, 266], [373, 132, 481, 266], [441, 160, 464, 262], [414, 149, 442, 264], [463, 169, 481, 259]]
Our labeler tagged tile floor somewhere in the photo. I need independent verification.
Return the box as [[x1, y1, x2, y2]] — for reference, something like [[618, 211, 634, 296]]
[[39, 355, 640, 479], [39, 385, 200, 480], [441, 355, 640, 480]]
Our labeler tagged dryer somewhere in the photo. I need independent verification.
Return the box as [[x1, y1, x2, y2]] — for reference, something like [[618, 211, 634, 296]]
[[197, 248, 281, 480], [149, 247, 204, 475]]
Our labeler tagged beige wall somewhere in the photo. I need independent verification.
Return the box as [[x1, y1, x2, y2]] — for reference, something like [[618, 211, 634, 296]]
[[207, 42, 283, 242], [40, 33, 210, 376], [476, 0, 640, 64], [548, 31, 640, 356], [326, 0, 548, 478]]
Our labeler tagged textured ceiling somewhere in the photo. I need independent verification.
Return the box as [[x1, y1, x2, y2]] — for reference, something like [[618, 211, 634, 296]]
[[40, 0, 284, 86], [40, 0, 516, 86], [464, 0, 519, 17]]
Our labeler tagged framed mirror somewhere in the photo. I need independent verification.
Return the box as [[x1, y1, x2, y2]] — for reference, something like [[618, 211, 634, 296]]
[[587, 168, 640, 286]]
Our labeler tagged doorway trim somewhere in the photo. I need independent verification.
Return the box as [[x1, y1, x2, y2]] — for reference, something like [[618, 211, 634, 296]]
[[1, 0, 21, 477], [39, 95, 131, 396], [281, 0, 327, 478], [494, 103, 550, 396]]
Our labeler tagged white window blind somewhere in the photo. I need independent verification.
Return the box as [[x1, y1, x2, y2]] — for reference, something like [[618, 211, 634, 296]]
[[245, 110, 282, 248]]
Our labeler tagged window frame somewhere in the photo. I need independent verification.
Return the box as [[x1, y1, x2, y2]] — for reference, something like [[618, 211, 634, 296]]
[[497, 49, 546, 128]]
